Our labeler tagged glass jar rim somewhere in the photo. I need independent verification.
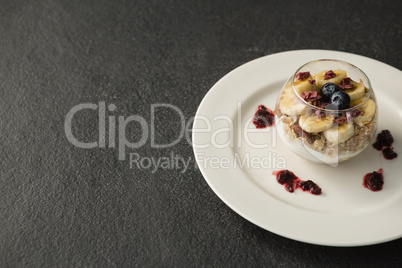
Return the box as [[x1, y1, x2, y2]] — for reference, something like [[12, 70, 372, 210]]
[[291, 59, 374, 113]]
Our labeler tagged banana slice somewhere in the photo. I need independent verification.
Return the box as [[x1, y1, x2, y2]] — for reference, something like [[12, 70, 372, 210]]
[[281, 82, 292, 97], [315, 70, 347, 89], [293, 74, 318, 95], [279, 92, 307, 115], [353, 99, 376, 124], [344, 79, 365, 101], [324, 123, 354, 144], [299, 113, 334, 133], [350, 96, 366, 107]]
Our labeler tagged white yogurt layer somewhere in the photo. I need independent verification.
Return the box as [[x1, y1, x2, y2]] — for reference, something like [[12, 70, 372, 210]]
[[276, 122, 363, 165]]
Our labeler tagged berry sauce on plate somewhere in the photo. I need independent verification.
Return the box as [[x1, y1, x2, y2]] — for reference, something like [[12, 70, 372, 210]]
[[382, 147, 398, 160], [272, 170, 322, 195], [363, 168, 384, 192], [253, 105, 275, 128], [373, 130, 398, 160]]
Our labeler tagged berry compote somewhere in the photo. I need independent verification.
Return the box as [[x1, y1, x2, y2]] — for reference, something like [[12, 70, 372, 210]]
[[272, 170, 322, 195], [363, 168, 384, 192], [253, 105, 275, 128], [373, 130, 398, 160]]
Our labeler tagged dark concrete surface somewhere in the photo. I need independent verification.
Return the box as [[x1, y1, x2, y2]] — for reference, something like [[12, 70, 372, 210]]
[[1, 0, 402, 266]]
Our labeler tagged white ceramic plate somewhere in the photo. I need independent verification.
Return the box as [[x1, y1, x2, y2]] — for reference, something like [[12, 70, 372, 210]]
[[192, 50, 402, 246]]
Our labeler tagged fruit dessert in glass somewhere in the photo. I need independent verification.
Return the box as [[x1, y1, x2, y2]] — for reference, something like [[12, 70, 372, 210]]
[[275, 59, 378, 165]]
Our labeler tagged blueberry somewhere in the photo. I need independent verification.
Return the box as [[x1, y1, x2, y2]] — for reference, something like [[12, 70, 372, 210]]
[[325, 91, 350, 110], [321, 83, 339, 101]]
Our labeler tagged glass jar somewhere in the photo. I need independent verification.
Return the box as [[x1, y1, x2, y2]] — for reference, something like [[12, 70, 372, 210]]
[[275, 59, 378, 165]]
